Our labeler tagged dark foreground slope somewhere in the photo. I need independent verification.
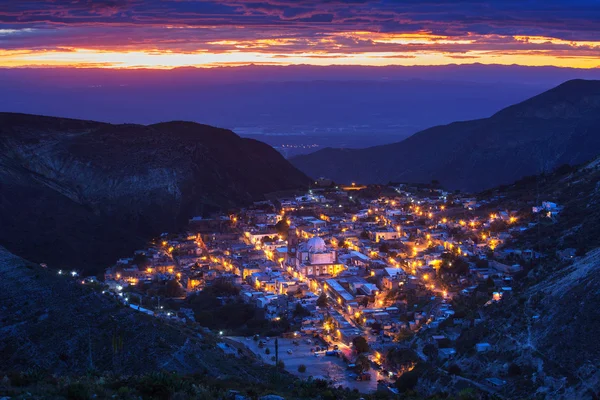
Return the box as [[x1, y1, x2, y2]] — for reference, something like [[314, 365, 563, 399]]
[[0, 113, 309, 272], [0, 247, 379, 400], [292, 79, 600, 191], [0, 247, 250, 376]]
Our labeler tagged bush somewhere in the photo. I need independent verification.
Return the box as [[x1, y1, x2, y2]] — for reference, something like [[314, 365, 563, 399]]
[[64, 382, 90, 400], [265, 348, 271, 355], [352, 336, 370, 353], [355, 354, 370, 372], [508, 362, 522, 376], [298, 364, 307, 373], [316, 293, 328, 308], [277, 360, 285, 370], [396, 368, 419, 392], [448, 364, 462, 375], [423, 343, 438, 360]]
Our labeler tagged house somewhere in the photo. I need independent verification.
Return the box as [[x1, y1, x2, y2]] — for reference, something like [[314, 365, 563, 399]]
[[486, 378, 507, 387], [438, 348, 457, 360], [489, 260, 522, 275], [475, 342, 492, 352], [370, 228, 401, 243]]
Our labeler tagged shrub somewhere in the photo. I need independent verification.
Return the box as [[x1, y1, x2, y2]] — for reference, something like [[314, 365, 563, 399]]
[[508, 362, 522, 376], [64, 382, 90, 400], [298, 364, 307, 373], [352, 336, 370, 353], [448, 364, 462, 375], [396, 368, 419, 392]]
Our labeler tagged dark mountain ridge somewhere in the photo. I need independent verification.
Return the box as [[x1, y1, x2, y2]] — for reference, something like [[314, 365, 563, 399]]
[[0, 113, 309, 272], [291, 79, 600, 191]]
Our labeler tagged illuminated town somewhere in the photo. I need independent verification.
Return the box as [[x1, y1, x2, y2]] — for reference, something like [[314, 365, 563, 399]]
[[96, 181, 553, 393]]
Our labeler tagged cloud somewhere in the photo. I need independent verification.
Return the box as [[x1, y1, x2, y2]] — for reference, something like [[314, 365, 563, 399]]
[[0, 0, 599, 68]]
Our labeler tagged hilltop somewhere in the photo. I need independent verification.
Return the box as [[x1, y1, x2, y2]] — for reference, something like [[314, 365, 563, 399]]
[[0, 113, 309, 272], [291, 79, 600, 191]]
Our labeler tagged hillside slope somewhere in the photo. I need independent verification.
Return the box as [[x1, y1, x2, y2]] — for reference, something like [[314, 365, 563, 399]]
[[291, 79, 600, 191], [0, 113, 309, 272], [0, 246, 268, 379], [448, 156, 600, 399]]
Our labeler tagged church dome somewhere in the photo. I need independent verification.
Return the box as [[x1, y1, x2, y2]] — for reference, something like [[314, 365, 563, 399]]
[[306, 236, 326, 253]]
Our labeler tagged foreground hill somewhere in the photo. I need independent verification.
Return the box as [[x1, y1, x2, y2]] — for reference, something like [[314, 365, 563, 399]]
[[0, 113, 309, 272], [0, 247, 226, 375], [291, 79, 600, 191], [0, 247, 371, 399]]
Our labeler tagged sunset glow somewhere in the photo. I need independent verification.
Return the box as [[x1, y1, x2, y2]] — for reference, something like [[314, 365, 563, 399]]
[[1, 1, 599, 69]]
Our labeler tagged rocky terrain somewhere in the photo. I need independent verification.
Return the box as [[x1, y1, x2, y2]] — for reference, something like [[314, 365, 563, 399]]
[[292, 79, 600, 192], [0, 113, 309, 272]]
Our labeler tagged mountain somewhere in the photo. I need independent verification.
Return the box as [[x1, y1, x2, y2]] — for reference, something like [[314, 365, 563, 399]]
[[291, 79, 600, 192], [0, 113, 309, 272]]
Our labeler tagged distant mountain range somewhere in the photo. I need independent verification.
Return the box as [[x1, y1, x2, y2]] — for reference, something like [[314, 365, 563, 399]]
[[0, 113, 309, 271], [291, 79, 600, 192]]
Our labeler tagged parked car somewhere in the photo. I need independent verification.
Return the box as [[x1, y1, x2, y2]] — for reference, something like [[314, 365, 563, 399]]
[[287, 349, 293, 355]]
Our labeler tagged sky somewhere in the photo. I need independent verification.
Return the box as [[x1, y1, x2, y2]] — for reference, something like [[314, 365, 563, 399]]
[[1, 0, 600, 69]]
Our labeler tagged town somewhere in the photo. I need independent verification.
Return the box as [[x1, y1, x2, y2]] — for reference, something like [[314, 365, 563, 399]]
[[89, 180, 559, 394]]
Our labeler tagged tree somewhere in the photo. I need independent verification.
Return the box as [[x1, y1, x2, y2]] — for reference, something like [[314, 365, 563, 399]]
[[448, 364, 462, 375], [508, 363, 522, 376], [265, 348, 271, 355], [165, 279, 183, 298], [423, 343, 438, 361], [395, 367, 419, 392], [317, 293, 328, 308], [298, 364, 307, 373], [358, 297, 369, 308], [275, 219, 290, 240], [386, 347, 419, 372], [352, 336, 370, 354], [277, 360, 285, 370], [394, 330, 413, 343], [132, 253, 150, 268], [355, 354, 371, 372], [293, 303, 310, 318]]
